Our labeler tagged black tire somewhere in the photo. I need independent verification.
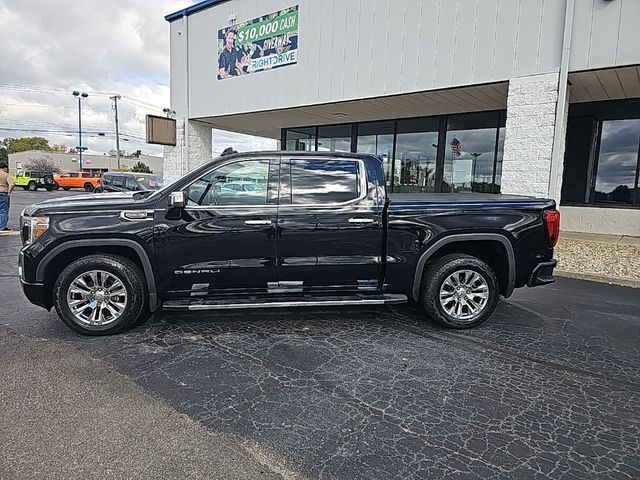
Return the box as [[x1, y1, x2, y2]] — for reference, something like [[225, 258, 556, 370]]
[[28, 181, 37, 191], [53, 254, 150, 335], [62, 187, 70, 191], [84, 183, 94, 192], [45, 186, 53, 191], [420, 254, 499, 329], [52, 182, 59, 190], [22, 186, 29, 190], [94, 186, 104, 193]]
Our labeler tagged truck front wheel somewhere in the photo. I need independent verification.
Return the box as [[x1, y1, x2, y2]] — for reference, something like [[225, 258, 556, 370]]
[[420, 254, 499, 329], [53, 254, 150, 335]]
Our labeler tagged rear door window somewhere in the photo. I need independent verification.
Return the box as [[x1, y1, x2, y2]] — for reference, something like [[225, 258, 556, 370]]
[[287, 159, 361, 204], [112, 176, 124, 187]]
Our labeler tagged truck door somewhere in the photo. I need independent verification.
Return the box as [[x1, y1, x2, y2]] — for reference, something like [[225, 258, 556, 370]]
[[154, 156, 280, 295], [276, 156, 383, 293]]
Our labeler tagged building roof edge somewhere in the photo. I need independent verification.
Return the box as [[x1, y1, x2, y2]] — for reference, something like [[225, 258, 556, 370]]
[[165, 0, 231, 22]]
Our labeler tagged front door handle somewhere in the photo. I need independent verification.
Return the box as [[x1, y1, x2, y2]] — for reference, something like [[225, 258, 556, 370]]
[[244, 219, 273, 226], [348, 218, 376, 224]]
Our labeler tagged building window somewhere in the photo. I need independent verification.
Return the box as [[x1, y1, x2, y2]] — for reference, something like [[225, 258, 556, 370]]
[[356, 121, 394, 188], [443, 112, 503, 194], [394, 118, 439, 193], [285, 127, 316, 151], [561, 100, 640, 208], [283, 110, 505, 194], [592, 119, 640, 205], [317, 124, 352, 152]]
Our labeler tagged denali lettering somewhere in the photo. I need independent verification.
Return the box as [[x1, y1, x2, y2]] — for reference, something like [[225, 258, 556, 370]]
[[175, 269, 220, 275]]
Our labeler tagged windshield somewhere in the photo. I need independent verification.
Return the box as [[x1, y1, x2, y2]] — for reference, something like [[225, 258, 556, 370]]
[[137, 175, 164, 190]]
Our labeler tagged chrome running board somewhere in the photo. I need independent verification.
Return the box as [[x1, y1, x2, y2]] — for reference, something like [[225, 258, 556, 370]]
[[162, 293, 407, 311]]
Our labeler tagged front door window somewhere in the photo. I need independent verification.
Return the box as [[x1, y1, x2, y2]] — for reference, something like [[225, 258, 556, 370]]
[[186, 160, 270, 206]]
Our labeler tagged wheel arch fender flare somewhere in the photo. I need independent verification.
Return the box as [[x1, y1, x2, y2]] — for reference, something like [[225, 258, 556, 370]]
[[36, 239, 159, 311], [411, 233, 516, 301]]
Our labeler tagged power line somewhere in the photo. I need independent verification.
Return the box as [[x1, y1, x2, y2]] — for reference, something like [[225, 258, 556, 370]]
[[0, 84, 165, 110]]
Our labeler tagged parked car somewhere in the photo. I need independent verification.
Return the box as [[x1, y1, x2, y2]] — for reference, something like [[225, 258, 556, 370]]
[[54, 172, 102, 192], [96, 172, 163, 193], [18, 151, 559, 335], [14, 170, 56, 191]]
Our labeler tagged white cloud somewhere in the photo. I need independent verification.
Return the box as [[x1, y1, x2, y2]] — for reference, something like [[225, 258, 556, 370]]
[[0, 0, 276, 159]]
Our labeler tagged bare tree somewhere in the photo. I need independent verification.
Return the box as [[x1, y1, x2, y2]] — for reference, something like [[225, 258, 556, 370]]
[[24, 156, 61, 173]]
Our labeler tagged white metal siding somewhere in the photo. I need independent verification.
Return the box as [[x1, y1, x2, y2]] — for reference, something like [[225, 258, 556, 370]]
[[172, 0, 633, 119], [570, 0, 640, 71]]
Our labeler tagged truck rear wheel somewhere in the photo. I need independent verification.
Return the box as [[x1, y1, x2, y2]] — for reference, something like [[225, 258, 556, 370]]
[[53, 254, 150, 335], [420, 254, 499, 329], [28, 181, 37, 191], [84, 183, 94, 192]]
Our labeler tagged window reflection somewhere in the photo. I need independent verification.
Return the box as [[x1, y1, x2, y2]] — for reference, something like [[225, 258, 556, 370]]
[[443, 113, 502, 193], [290, 160, 359, 204], [395, 118, 439, 193], [593, 119, 640, 205], [357, 121, 394, 188], [317, 124, 352, 152], [286, 127, 316, 151]]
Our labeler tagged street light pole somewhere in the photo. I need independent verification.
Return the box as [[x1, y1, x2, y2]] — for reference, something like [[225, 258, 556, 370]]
[[110, 95, 122, 170], [72, 91, 88, 171]]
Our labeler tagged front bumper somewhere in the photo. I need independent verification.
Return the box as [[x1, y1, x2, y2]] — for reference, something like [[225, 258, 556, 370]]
[[18, 251, 48, 309], [527, 260, 557, 287]]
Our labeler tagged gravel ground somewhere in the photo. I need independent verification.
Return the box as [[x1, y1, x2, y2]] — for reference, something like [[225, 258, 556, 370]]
[[555, 238, 640, 284]]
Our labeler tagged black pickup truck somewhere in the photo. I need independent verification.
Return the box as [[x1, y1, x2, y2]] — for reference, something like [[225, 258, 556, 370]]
[[19, 151, 559, 335]]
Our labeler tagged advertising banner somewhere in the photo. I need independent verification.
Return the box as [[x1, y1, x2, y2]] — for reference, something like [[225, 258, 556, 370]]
[[217, 5, 299, 80]]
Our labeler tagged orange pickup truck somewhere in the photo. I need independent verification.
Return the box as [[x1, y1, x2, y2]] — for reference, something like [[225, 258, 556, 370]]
[[54, 172, 102, 192]]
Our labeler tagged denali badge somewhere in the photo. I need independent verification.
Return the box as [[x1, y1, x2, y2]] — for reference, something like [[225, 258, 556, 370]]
[[174, 269, 220, 275]]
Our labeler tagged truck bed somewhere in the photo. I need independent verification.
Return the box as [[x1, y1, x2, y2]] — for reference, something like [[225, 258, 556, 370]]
[[388, 193, 555, 210]]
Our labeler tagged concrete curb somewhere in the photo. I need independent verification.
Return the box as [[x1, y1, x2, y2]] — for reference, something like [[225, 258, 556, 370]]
[[555, 269, 640, 289]]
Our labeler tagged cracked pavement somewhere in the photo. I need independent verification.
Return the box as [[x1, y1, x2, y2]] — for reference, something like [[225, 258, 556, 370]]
[[1, 191, 639, 479]]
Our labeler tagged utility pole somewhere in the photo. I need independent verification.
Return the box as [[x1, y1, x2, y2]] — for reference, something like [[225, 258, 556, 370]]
[[110, 95, 122, 170]]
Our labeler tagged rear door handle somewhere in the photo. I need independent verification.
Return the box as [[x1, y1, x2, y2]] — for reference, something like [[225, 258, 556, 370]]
[[348, 218, 376, 224], [244, 219, 273, 226]]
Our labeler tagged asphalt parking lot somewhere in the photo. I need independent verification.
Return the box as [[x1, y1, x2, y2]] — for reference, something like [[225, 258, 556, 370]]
[[1, 190, 639, 479]]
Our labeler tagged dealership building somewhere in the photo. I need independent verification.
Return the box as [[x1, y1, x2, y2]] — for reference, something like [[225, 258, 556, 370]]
[[164, 0, 640, 236]]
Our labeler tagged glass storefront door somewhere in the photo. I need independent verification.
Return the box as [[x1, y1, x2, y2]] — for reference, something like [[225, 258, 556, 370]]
[[394, 118, 439, 193], [357, 121, 395, 188], [443, 113, 503, 193]]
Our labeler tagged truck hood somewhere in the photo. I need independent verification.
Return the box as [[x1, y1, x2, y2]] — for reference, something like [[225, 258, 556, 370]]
[[23, 191, 155, 216]]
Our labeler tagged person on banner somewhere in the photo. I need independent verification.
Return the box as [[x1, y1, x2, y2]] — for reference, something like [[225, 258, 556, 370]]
[[218, 29, 242, 78], [0, 162, 15, 231]]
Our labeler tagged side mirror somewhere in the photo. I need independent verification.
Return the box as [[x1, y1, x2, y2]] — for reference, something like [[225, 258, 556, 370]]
[[168, 191, 185, 209]]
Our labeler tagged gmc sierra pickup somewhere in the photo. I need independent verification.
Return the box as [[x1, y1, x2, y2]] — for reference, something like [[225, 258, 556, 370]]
[[19, 151, 559, 335]]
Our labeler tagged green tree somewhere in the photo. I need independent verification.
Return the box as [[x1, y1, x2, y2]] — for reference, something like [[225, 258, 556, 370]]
[[2, 136, 51, 153], [131, 161, 152, 173], [0, 146, 7, 164]]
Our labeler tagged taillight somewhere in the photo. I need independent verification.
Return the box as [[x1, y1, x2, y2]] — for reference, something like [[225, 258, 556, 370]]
[[544, 209, 560, 247]]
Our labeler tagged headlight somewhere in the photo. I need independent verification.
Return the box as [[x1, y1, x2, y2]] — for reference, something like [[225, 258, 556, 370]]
[[24, 216, 49, 245]]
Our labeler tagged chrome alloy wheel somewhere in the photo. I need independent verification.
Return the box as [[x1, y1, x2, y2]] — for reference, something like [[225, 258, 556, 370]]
[[438, 269, 489, 321], [66, 270, 128, 326]]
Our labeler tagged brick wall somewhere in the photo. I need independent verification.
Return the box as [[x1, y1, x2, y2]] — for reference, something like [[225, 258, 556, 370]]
[[163, 118, 212, 183], [500, 72, 560, 199]]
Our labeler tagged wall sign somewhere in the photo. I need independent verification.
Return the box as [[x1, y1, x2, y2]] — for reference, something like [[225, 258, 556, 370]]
[[217, 5, 299, 80]]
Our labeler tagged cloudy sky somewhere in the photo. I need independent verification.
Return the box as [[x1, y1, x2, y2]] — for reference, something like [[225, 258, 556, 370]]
[[0, 0, 276, 157]]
